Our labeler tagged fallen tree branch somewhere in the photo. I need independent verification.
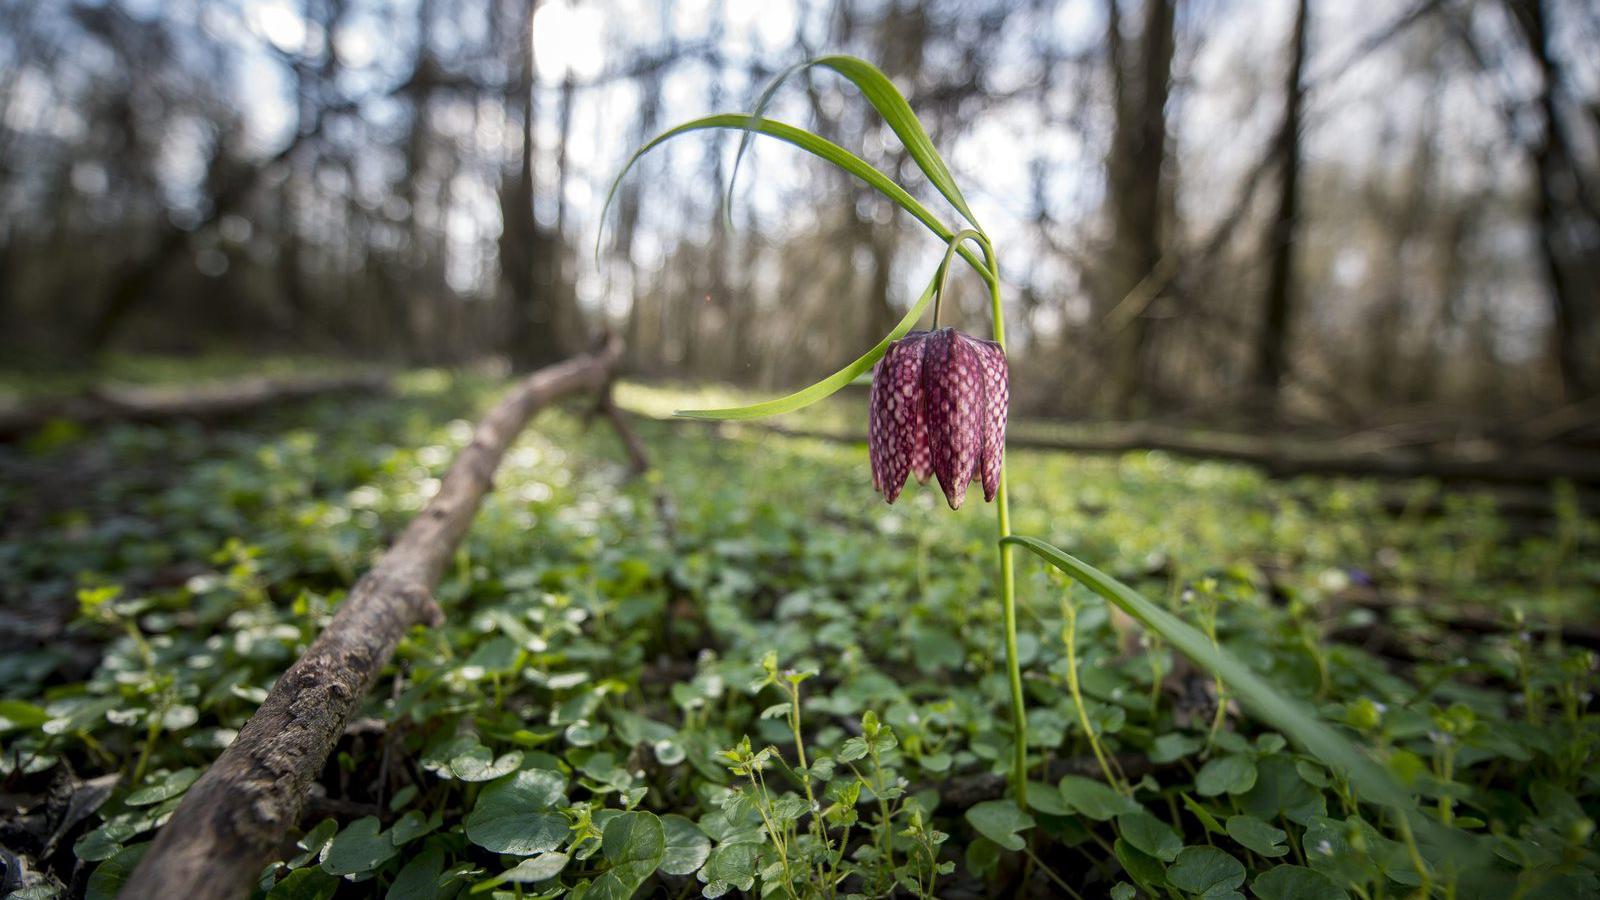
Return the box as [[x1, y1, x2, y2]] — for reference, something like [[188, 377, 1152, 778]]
[[121, 338, 622, 900], [596, 383, 678, 541], [0, 372, 391, 441]]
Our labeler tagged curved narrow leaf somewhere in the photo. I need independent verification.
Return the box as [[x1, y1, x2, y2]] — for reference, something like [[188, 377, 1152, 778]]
[[674, 262, 941, 420], [599, 114, 987, 280], [1000, 534, 1475, 860], [730, 55, 981, 232], [1002, 536, 1401, 803]]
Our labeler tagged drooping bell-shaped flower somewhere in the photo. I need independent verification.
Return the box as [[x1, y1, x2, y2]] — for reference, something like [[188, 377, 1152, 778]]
[[868, 328, 1008, 509]]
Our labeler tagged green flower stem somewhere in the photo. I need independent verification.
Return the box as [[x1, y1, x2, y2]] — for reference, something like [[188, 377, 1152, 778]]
[[1063, 595, 1124, 794], [998, 470, 1026, 804], [1395, 811, 1434, 897], [931, 228, 986, 329], [786, 681, 819, 818], [982, 239, 1028, 807]]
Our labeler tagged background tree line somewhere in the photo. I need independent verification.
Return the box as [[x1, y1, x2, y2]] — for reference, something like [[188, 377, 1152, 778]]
[[1, 0, 1596, 425]]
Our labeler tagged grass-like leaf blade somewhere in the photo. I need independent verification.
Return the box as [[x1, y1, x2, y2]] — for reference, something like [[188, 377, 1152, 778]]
[[600, 114, 987, 279], [1001, 535, 1411, 810], [729, 55, 981, 233], [1003, 535, 1490, 870], [674, 264, 941, 420]]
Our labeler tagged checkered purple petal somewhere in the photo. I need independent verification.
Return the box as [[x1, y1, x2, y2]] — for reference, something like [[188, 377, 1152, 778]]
[[922, 328, 983, 509], [973, 337, 1008, 502], [868, 333, 929, 504]]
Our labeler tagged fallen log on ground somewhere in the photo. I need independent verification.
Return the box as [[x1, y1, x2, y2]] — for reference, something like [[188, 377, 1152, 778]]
[[122, 339, 622, 900], [652, 416, 1600, 488], [0, 371, 392, 441]]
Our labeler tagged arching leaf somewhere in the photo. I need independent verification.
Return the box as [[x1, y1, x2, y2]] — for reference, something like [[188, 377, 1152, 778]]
[[1000, 534, 1478, 865], [729, 55, 981, 232], [599, 114, 987, 280], [675, 263, 942, 420]]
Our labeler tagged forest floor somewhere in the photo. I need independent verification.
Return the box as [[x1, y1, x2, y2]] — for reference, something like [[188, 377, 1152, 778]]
[[0, 362, 1596, 899]]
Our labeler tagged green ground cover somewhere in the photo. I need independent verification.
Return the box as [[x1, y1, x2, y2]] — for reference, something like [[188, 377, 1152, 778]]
[[0, 371, 1595, 899]]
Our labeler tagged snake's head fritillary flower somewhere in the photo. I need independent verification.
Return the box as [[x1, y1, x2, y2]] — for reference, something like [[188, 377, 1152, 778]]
[[868, 328, 1008, 509]]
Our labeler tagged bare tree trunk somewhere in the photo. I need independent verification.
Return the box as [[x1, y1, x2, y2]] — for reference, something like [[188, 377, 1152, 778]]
[[502, 0, 565, 371], [614, 31, 662, 375], [121, 339, 622, 900], [552, 73, 583, 361], [865, 221, 899, 338], [1104, 0, 1176, 417], [554, 74, 575, 235], [1505, 0, 1600, 399], [1251, 0, 1310, 415], [400, 1, 438, 363], [277, 177, 310, 343], [701, 8, 732, 379]]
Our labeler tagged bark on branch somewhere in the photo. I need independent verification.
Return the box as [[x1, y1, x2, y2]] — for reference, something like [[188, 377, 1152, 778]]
[[121, 338, 622, 900]]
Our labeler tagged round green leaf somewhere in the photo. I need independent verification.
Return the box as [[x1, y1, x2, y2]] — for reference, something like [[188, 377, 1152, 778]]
[[449, 746, 523, 782], [964, 836, 1001, 877], [1114, 837, 1168, 888], [268, 866, 339, 900], [1301, 816, 1378, 886], [321, 816, 398, 877], [1242, 758, 1325, 825], [698, 841, 758, 893], [965, 800, 1035, 852], [387, 809, 440, 847], [586, 811, 666, 900], [659, 814, 711, 876], [1168, 846, 1247, 895], [1251, 864, 1350, 900], [86, 844, 150, 900], [653, 739, 686, 766], [1227, 815, 1290, 858], [1197, 755, 1258, 797], [126, 768, 199, 806], [470, 852, 569, 893], [1059, 775, 1139, 821], [290, 818, 338, 869], [386, 846, 444, 900], [1117, 811, 1183, 862], [1025, 782, 1072, 817], [1150, 733, 1205, 764], [464, 769, 569, 856], [564, 720, 608, 747]]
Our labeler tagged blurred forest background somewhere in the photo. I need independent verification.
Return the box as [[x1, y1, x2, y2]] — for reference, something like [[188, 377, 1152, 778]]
[[2, 0, 1598, 426]]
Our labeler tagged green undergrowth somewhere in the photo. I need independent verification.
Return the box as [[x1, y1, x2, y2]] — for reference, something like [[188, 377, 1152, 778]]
[[0, 370, 1595, 899]]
